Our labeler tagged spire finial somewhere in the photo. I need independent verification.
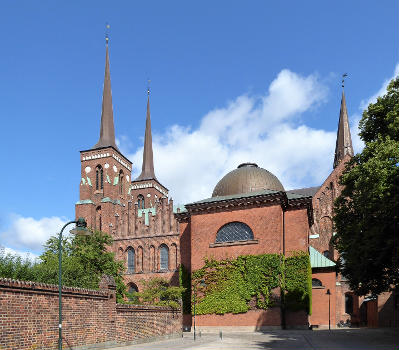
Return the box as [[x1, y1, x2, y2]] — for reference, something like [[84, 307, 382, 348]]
[[92, 28, 119, 151], [135, 83, 157, 181], [105, 23, 110, 45], [333, 78, 354, 168], [341, 73, 348, 88]]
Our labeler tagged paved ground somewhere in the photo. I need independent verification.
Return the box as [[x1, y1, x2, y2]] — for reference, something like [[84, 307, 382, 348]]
[[109, 329, 397, 350]]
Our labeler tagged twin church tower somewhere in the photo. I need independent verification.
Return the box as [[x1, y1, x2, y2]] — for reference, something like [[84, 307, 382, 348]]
[[75, 41, 180, 290], [75, 38, 355, 304]]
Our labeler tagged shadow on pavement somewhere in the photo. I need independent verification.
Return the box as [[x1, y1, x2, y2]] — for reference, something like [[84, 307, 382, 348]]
[[250, 329, 397, 350]]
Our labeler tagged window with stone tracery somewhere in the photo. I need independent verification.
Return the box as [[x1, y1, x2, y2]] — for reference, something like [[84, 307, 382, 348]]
[[215, 222, 254, 243], [137, 194, 145, 209], [160, 244, 169, 271], [96, 165, 103, 190], [119, 170, 124, 195], [127, 247, 135, 273]]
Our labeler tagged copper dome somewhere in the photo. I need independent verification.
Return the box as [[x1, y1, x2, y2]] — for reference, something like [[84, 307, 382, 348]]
[[212, 163, 284, 197]]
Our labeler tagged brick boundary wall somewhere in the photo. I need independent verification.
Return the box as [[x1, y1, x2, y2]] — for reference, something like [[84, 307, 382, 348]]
[[0, 277, 182, 350], [116, 304, 182, 345]]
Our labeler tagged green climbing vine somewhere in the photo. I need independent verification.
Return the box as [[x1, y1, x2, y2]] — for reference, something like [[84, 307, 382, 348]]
[[186, 252, 311, 316], [284, 251, 312, 314]]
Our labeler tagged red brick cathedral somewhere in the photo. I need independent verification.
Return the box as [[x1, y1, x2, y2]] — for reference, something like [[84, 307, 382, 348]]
[[76, 42, 358, 329]]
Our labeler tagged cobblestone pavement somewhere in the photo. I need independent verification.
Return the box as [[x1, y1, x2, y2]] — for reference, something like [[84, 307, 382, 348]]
[[108, 329, 397, 350]]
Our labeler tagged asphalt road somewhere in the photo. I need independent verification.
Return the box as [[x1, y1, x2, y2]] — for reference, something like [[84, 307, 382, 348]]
[[109, 329, 397, 350]]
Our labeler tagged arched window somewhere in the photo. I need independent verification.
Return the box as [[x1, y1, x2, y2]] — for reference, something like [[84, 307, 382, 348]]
[[323, 250, 330, 259], [119, 170, 124, 195], [128, 283, 139, 302], [96, 165, 103, 190], [128, 283, 138, 293], [215, 222, 254, 243], [127, 247, 135, 273], [137, 194, 145, 209], [160, 244, 169, 271], [312, 278, 323, 287]]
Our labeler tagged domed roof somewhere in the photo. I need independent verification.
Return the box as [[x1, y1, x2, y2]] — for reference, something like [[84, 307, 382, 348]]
[[212, 163, 284, 197]]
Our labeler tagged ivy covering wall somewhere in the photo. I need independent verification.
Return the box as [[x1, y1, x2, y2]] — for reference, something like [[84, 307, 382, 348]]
[[180, 252, 311, 316], [284, 252, 313, 315]]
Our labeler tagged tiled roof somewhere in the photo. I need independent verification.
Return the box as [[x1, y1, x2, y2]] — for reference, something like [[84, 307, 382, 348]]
[[286, 192, 310, 200], [186, 187, 315, 207], [187, 189, 282, 206], [286, 186, 320, 198], [309, 246, 336, 268]]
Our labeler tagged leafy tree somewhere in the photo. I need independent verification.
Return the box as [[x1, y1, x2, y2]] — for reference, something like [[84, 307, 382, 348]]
[[0, 230, 127, 302], [132, 277, 185, 309], [0, 250, 38, 281], [333, 77, 399, 295]]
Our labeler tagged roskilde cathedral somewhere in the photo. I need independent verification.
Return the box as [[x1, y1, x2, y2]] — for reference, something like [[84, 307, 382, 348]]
[[76, 41, 358, 329]]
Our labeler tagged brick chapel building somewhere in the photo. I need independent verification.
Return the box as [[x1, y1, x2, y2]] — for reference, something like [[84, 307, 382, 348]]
[[75, 42, 395, 329]]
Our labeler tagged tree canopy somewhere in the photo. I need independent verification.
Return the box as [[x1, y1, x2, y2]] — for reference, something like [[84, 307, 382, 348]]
[[0, 230, 127, 302], [131, 277, 184, 309], [333, 77, 399, 296]]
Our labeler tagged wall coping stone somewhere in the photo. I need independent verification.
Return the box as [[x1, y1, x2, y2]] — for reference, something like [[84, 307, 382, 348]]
[[0, 277, 109, 298], [116, 303, 181, 313]]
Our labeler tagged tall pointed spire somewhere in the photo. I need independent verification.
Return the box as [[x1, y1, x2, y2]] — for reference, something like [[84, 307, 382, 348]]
[[93, 35, 119, 151], [333, 86, 354, 168], [135, 87, 157, 181]]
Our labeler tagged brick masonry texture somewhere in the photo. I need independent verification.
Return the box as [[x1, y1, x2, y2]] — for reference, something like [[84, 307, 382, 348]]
[[309, 269, 336, 328], [116, 304, 181, 344], [76, 146, 181, 292], [0, 277, 181, 350], [195, 309, 308, 330], [190, 205, 286, 271], [188, 203, 309, 271], [76, 122, 397, 330]]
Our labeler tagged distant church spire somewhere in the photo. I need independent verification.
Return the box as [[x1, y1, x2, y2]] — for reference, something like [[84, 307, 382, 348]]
[[333, 75, 354, 168], [93, 30, 119, 151], [135, 84, 157, 181]]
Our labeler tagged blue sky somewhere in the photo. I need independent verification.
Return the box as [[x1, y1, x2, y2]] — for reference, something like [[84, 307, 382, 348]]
[[0, 1, 397, 257]]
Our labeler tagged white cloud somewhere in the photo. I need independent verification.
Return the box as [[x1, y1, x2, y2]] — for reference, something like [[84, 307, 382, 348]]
[[2, 68, 393, 258], [0, 245, 39, 262], [125, 69, 335, 204], [0, 214, 67, 254]]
